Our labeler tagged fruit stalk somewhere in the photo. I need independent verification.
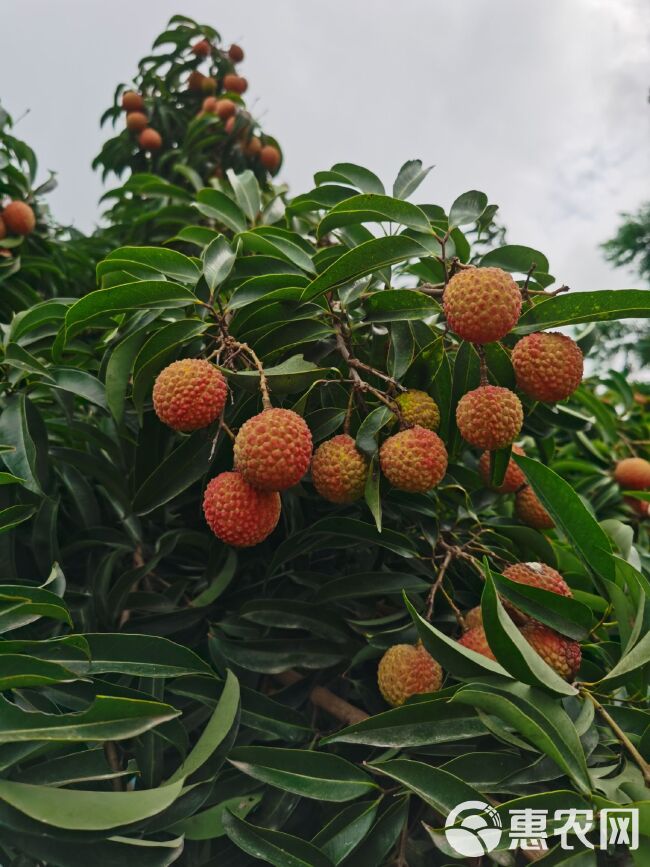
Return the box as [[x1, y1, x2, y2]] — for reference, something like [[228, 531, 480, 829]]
[[581, 688, 650, 786], [276, 670, 369, 725]]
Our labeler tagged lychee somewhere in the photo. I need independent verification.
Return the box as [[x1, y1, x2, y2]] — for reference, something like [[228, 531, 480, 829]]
[[0, 215, 5, 240], [456, 386, 523, 450], [228, 43, 244, 63], [126, 111, 148, 133], [202, 96, 218, 113], [216, 99, 237, 120], [260, 145, 281, 173], [479, 445, 526, 493], [520, 622, 581, 680], [311, 434, 369, 503], [223, 73, 247, 94], [379, 426, 448, 493], [443, 267, 522, 344], [192, 38, 211, 57], [464, 607, 483, 629], [394, 389, 440, 431], [121, 90, 144, 112], [244, 136, 262, 158], [458, 625, 496, 661], [625, 497, 649, 518], [203, 472, 281, 548], [502, 562, 572, 597], [614, 457, 650, 490], [515, 486, 555, 530], [225, 116, 237, 135], [138, 129, 162, 151], [202, 77, 217, 94], [188, 71, 206, 92], [377, 643, 442, 707], [234, 408, 312, 491], [153, 359, 227, 432], [2, 201, 36, 236], [512, 332, 583, 403]]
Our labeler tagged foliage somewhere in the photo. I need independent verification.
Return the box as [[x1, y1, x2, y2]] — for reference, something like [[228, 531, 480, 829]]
[[603, 201, 650, 286], [1, 14, 650, 867]]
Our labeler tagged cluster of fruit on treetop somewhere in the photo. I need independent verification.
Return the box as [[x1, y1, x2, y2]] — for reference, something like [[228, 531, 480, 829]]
[[114, 31, 281, 180]]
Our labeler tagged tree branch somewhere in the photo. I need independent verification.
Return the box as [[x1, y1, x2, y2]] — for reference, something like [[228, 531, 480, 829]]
[[276, 670, 369, 726]]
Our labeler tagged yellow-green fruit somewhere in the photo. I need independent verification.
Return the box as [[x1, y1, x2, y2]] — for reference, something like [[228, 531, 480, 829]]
[[394, 390, 440, 430], [153, 359, 227, 432], [379, 426, 448, 492], [458, 625, 496, 661], [512, 332, 583, 402], [234, 408, 312, 491], [520, 622, 581, 680], [203, 472, 280, 548], [515, 486, 555, 529], [443, 267, 522, 343], [456, 386, 523, 450], [311, 434, 368, 503], [478, 445, 526, 493], [377, 643, 442, 706], [614, 457, 650, 490]]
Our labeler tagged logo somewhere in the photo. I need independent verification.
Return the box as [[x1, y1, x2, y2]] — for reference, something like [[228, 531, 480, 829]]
[[445, 800, 503, 857]]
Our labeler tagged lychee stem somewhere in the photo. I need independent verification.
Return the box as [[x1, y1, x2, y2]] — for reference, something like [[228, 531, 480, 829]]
[[581, 688, 650, 786], [224, 337, 271, 409], [276, 670, 368, 725], [476, 344, 489, 386], [425, 548, 453, 620]]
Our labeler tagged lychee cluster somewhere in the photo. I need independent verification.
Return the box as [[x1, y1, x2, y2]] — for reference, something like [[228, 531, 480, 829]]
[[120, 91, 163, 153], [377, 643, 443, 706], [614, 457, 650, 518]]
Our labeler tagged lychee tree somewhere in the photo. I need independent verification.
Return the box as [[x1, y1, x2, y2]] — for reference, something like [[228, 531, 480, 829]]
[[1, 16, 650, 867]]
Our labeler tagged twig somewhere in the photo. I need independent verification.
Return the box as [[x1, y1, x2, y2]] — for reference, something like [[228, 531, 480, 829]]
[[581, 688, 650, 786], [103, 742, 124, 792], [224, 337, 271, 409], [334, 320, 404, 390], [521, 262, 536, 301], [476, 345, 489, 386], [416, 282, 445, 297], [425, 548, 454, 620], [276, 670, 369, 726], [343, 388, 355, 435]]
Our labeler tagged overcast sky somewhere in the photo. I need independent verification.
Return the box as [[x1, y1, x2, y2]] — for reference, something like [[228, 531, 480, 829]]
[[1, 0, 648, 291]]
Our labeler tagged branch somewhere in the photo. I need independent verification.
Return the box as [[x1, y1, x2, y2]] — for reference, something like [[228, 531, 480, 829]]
[[581, 688, 650, 786], [425, 548, 453, 620], [276, 670, 369, 726], [334, 320, 404, 390], [224, 337, 271, 409]]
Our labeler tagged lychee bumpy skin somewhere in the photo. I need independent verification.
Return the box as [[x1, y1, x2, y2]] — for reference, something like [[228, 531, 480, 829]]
[[311, 434, 369, 503], [511, 331, 583, 403], [479, 445, 526, 493], [521, 622, 581, 680], [203, 471, 281, 548], [515, 486, 555, 529], [234, 408, 312, 491], [379, 426, 448, 492], [502, 562, 572, 597], [377, 643, 442, 707], [443, 267, 522, 344], [456, 386, 523, 450], [458, 625, 496, 661], [394, 390, 440, 431], [153, 359, 227, 432]]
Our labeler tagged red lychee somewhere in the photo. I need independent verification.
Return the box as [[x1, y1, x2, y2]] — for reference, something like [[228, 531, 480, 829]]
[[0, 215, 5, 239], [614, 457, 650, 490], [311, 434, 369, 504], [394, 389, 440, 431], [223, 73, 247, 94], [153, 359, 227, 432], [216, 99, 237, 120], [191, 38, 211, 57], [138, 129, 162, 151], [203, 472, 281, 548], [502, 562, 572, 597], [225, 116, 237, 135], [244, 135, 262, 158], [456, 386, 523, 450], [377, 643, 443, 707], [443, 267, 522, 344], [520, 622, 581, 680], [479, 445, 526, 493], [625, 497, 649, 518], [234, 408, 313, 491], [202, 96, 218, 113], [202, 77, 217, 94], [2, 201, 36, 236], [228, 44, 244, 63], [458, 626, 496, 661], [126, 111, 148, 133], [187, 71, 206, 92], [515, 486, 555, 530], [379, 426, 448, 493], [464, 607, 483, 629], [512, 332, 583, 403], [260, 145, 281, 173], [121, 90, 144, 112]]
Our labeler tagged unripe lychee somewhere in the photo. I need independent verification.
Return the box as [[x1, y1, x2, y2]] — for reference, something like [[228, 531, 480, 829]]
[[614, 457, 650, 490], [223, 73, 247, 94], [377, 643, 442, 707], [203, 472, 280, 548], [502, 562, 572, 597], [234, 408, 312, 491], [464, 607, 483, 629], [228, 43, 244, 63], [153, 359, 227, 432], [515, 486, 555, 530], [443, 267, 522, 344], [379, 426, 448, 493], [479, 445, 526, 493], [216, 98, 237, 120], [456, 386, 523, 450], [188, 71, 206, 91], [126, 111, 148, 133], [2, 201, 36, 236], [138, 128, 162, 151], [121, 90, 144, 112], [458, 626, 496, 661], [520, 622, 581, 680], [191, 38, 211, 57], [260, 145, 281, 173], [512, 332, 583, 402], [202, 96, 218, 113], [311, 434, 369, 503], [394, 390, 440, 431], [244, 135, 262, 158]]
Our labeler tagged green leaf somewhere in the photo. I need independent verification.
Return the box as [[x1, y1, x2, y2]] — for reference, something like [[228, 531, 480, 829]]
[[480, 244, 550, 274], [85, 634, 215, 678], [316, 163, 384, 195], [103, 246, 200, 284], [195, 188, 247, 232], [48, 368, 107, 409], [491, 571, 592, 639], [223, 810, 335, 867], [448, 190, 488, 228], [0, 394, 49, 495], [318, 194, 431, 238], [203, 234, 236, 291], [223, 354, 336, 395], [170, 793, 261, 840], [226, 168, 261, 222], [0, 654, 82, 690], [228, 747, 378, 801], [312, 800, 379, 865], [372, 759, 484, 815], [0, 585, 72, 632], [598, 630, 650, 687], [364, 289, 439, 322], [0, 504, 36, 534], [515, 289, 650, 333], [393, 160, 434, 200]]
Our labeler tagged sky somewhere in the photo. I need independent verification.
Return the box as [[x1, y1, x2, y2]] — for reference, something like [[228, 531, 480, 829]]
[[1, 0, 648, 292]]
